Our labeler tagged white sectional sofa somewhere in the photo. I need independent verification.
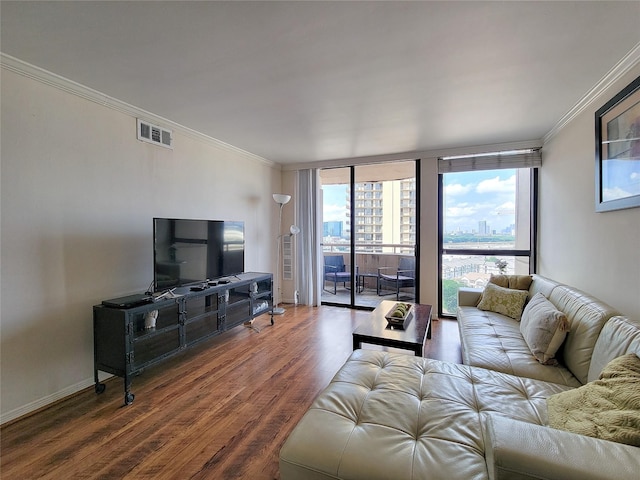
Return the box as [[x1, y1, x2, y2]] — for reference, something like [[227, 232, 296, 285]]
[[280, 275, 640, 480], [457, 274, 622, 387]]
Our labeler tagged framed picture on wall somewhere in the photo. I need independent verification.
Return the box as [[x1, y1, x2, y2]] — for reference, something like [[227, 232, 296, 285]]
[[595, 75, 640, 212]]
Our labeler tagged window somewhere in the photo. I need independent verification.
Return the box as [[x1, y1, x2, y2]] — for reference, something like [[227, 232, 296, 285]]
[[438, 151, 539, 316]]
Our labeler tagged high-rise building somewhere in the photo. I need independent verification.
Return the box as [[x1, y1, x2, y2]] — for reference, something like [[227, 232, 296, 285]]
[[478, 220, 490, 235], [349, 182, 383, 251], [399, 179, 416, 250], [323, 221, 343, 238], [347, 180, 416, 253]]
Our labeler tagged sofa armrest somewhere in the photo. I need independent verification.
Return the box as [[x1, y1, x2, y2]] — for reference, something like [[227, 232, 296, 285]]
[[457, 287, 482, 307], [484, 414, 640, 480]]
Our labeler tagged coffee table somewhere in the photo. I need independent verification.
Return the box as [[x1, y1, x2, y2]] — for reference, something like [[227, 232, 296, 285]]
[[352, 300, 432, 356]]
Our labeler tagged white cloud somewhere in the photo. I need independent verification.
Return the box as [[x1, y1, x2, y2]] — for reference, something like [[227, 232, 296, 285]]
[[444, 172, 519, 233], [445, 183, 472, 196], [603, 187, 633, 202], [447, 205, 477, 218], [476, 175, 516, 194], [445, 199, 516, 232], [323, 203, 347, 222], [490, 201, 516, 216]]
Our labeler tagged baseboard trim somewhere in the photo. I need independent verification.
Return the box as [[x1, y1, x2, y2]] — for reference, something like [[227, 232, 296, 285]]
[[0, 374, 112, 426]]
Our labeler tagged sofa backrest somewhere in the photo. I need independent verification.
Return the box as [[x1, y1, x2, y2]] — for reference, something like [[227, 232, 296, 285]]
[[528, 274, 559, 300], [530, 275, 620, 385], [588, 316, 640, 382]]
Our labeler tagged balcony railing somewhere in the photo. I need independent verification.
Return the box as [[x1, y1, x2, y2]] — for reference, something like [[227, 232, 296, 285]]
[[322, 242, 415, 255]]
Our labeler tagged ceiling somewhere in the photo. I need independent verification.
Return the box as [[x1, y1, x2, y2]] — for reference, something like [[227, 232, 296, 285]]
[[2, 1, 639, 166]]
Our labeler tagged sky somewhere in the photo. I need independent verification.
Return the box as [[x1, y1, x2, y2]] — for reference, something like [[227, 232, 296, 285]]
[[322, 184, 349, 224], [322, 169, 518, 234], [443, 169, 518, 234]]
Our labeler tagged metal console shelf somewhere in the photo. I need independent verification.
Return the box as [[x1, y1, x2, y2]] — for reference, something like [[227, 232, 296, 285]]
[[93, 272, 273, 405]]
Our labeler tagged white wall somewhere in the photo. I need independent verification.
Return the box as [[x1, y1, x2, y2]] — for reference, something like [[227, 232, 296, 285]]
[[0, 68, 281, 422], [539, 65, 640, 319]]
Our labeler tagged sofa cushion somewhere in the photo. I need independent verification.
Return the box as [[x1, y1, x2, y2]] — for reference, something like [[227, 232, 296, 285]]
[[457, 306, 582, 387], [547, 354, 640, 446], [520, 293, 570, 365], [279, 350, 570, 480], [477, 283, 529, 320], [489, 274, 533, 291]]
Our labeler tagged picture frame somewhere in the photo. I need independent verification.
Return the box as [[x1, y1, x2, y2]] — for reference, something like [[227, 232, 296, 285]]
[[595, 75, 640, 212]]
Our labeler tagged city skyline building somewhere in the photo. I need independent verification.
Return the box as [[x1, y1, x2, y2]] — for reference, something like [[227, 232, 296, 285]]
[[323, 220, 343, 238], [346, 179, 416, 253]]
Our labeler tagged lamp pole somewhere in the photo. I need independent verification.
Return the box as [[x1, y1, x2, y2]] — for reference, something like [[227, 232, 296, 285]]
[[274, 202, 286, 314], [272, 194, 291, 315]]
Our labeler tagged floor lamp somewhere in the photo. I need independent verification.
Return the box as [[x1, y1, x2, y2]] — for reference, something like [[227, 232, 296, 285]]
[[273, 194, 299, 315]]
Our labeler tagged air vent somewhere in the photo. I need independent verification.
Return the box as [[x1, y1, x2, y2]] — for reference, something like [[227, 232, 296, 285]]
[[137, 119, 173, 149]]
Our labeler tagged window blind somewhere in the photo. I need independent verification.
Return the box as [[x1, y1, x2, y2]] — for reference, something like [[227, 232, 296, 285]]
[[438, 149, 542, 173]]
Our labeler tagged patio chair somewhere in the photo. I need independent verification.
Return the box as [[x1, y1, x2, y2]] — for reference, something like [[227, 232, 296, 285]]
[[324, 255, 352, 294], [378, 256, 416, 300]]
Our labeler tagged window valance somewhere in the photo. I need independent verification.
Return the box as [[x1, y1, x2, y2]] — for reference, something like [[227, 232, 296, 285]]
[[438, 149, 542, 173]]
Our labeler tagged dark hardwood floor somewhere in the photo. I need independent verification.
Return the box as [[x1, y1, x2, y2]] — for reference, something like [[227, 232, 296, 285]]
[[0, 305, 461, 479]]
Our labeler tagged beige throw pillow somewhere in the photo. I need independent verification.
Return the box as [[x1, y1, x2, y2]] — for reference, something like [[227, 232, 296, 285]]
[[477, 282, 529, 320], [547, 353, 640, 446], [520, 293, 570, 365]]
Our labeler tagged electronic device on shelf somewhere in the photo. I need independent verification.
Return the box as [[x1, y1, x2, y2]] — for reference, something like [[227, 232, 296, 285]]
[[153, 218, 245, 292], [102, 294, 153, 309]]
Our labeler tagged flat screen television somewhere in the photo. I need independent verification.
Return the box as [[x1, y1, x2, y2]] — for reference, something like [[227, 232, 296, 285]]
[[153, 218, 244, 291]]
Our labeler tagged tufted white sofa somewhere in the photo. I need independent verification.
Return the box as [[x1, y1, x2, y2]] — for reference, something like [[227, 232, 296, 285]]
[[280, 276, 640, 480]]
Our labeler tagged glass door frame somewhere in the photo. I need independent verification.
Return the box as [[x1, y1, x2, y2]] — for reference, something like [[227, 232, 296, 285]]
[[321, 160, 421, 310]]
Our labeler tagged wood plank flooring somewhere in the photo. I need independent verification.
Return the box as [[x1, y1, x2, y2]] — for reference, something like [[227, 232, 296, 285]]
[[0, 305, 461, 480]]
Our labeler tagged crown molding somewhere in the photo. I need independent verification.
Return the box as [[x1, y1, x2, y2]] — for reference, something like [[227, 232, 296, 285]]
[[0, 53, 276, 168], [544, 42, 640, 144]]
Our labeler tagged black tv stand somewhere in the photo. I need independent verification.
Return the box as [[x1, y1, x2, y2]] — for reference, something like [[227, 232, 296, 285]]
[[93, 272, 273, 405]]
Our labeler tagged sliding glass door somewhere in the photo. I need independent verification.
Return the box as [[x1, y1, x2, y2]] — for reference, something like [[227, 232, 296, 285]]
[[320, 167, 353, 306], [320, 161, 419, 309]]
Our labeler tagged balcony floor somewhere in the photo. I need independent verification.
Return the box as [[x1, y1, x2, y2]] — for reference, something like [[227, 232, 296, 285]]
[[321, 283, 415, 309]]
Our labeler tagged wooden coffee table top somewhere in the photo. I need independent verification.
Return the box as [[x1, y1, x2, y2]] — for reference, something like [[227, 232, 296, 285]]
[[352, 300, 432, 356]]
